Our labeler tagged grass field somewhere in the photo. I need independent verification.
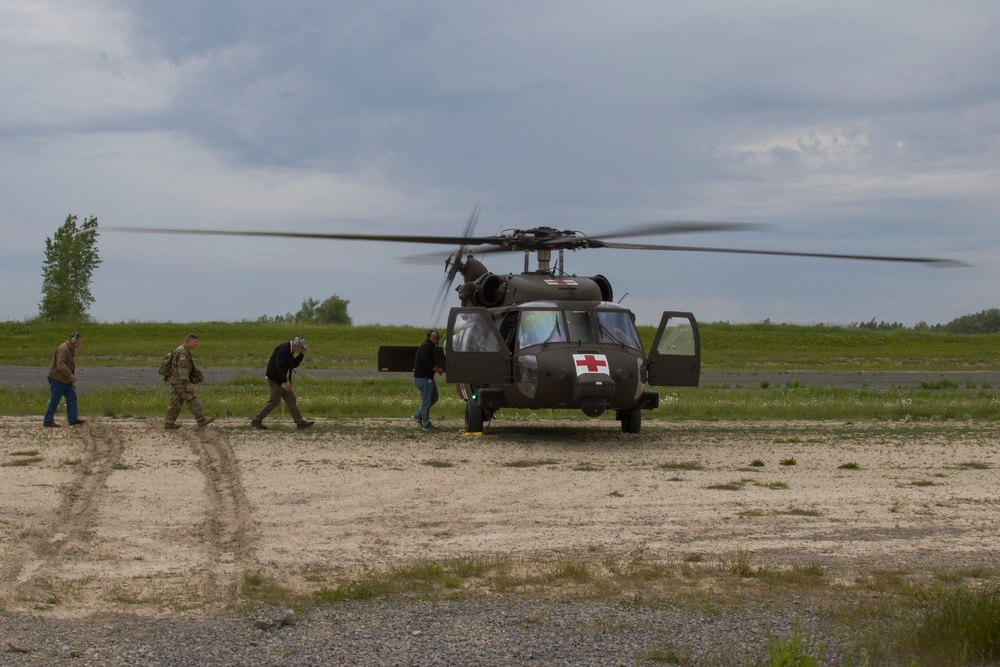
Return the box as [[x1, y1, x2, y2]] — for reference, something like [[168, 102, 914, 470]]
[[4, 320, 999, 421], [4, 320, 999, 370]]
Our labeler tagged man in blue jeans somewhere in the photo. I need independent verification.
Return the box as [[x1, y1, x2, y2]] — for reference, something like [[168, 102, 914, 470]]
[[412, 330, 443, 430], [44, 331, 86, 427]]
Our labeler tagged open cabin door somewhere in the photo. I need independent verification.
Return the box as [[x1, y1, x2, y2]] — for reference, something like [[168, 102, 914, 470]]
[[445, 308, 512, 384], [377, 345, 444, 373], [646, 311, 700, 387]]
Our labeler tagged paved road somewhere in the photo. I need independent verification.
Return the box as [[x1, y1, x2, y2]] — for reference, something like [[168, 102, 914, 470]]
[[4, 366, 999, 389]]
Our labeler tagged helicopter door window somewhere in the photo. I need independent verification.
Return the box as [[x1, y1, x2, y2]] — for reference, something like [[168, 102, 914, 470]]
[[656, 317, 697, 356], [595, 310, 642, 349], [452, 312, 502, 353], [565, 310, 597, 343], [517, 310, 565, 349]]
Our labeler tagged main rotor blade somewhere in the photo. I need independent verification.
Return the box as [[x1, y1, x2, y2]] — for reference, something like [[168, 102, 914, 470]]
[[100, 226, 504, 247], [585, 220, 771, 241], [601, 241, 969, 267]]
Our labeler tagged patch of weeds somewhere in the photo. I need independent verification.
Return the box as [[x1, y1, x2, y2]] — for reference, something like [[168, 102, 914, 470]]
[[1, 457, 44, 467], [782, 506, 822, 517], [608, 490, 624, 497], [855, 568, 918, 596], [552, 559, 592, 582], [657, 460, 705, 471], [316, 575, 396, 602], [838, 461, 861, 470], [764, 621, 825, 666], [111, 463, 133, 470], [11, 450, 40, 457], [898, 585, 1000, 665], [932, 566, 994, 583], [760, 380, 770, 389], [502, 458, 560, 468], [572, 462, 604, 472], [761, 562, 827, 589], [910, 479, 939, 487], [780, 457, 797, 466], [750, 459, 766, 467], [450, 556, 492, 579], [710, 479, 787, 491], [919, 378, 959, 390], [636, 642, 690, 665], [953, 461, 992, 470], [239, 570, 312, 610], [421, 459, 454, 468], [58, 458, 81, 467], [707, 479, 753, 491], [723, 544, 756, 578]]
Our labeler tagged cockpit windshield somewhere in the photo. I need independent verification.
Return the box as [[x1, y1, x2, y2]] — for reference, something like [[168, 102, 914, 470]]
[[595, 310, 642, 349], [517, 310, 565, 348], [515, 305, 642, 350]]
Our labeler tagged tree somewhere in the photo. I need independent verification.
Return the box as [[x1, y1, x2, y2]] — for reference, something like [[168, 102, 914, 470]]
[[39, 215, 102, 322], [311, 294, 352, 325], [257, 294, 352, 325], [943, 308, 1000, 334]]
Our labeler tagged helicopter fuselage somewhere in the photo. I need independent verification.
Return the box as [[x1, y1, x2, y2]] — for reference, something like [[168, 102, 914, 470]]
[[378, 264, 701, 433]]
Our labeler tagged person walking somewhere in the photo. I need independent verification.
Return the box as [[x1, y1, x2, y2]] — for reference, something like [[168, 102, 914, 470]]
[[43, 332, 86, 427], [412, 330, 443, 430], [250, 336, 315, 430], [163, 334, 214, 429]]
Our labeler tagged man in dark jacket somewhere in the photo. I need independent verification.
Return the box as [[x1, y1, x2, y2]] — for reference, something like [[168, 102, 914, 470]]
[[250, 336, 315, 430], [412, 330, 443, 430], [43, 331, 86, 427]]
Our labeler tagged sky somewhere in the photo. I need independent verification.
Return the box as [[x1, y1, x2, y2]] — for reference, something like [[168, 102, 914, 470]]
[[2, 1, 998, 327]]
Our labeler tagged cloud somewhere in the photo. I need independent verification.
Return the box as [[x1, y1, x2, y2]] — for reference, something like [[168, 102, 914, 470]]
[[1, 1, 997, 327]]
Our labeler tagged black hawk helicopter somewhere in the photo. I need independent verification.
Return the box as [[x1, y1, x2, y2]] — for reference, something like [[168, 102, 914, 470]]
[[98, 211, 963, 434]]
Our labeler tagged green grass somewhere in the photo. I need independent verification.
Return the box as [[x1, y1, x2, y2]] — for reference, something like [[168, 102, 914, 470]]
[[0, 321, 421, 369], [4, 320, 1000, 422], [4, 377, 1000, 422], [3, 320, 999, 371]]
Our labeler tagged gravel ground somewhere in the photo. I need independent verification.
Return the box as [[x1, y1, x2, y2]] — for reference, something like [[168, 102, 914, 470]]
[[1, 598, 851, 666]]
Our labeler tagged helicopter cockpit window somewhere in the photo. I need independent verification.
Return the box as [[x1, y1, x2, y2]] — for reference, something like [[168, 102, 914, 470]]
[[595, 310, 642, 349], [452, 312, 502, 353], [565, 310, 597, 343], [517, 310, 566, 349]]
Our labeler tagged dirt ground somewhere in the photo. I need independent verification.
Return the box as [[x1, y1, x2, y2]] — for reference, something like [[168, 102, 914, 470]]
[[1, 416, 998, 618]]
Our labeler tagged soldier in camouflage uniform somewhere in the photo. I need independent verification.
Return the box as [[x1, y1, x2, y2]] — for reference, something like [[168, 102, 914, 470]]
[[164, 334, 214, 429]]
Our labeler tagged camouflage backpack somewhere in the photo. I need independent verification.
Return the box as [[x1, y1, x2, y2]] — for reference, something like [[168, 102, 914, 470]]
[[157, 348, 177, 380]]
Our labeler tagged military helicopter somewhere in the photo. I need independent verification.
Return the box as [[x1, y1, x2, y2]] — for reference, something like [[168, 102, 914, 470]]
[[99, 212, 963, 434]]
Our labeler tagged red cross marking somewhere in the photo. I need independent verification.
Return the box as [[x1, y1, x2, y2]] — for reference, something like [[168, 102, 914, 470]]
[[574, 354, 609, 373]]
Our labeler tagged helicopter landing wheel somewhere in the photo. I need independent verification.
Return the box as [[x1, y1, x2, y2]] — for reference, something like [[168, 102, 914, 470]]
[[620, 408, 642, 434], [465, 400, 486, 433]]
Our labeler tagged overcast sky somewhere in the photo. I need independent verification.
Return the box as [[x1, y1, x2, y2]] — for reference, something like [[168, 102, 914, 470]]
[[2, 1, 997, 327]]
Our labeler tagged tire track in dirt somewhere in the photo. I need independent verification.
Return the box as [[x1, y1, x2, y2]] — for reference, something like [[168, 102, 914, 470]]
[[182, 428, 256, 598], [8, 422, 125, 594]]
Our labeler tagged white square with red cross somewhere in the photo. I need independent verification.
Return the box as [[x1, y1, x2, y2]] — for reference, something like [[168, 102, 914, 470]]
[[572, 353, 610, 376]]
